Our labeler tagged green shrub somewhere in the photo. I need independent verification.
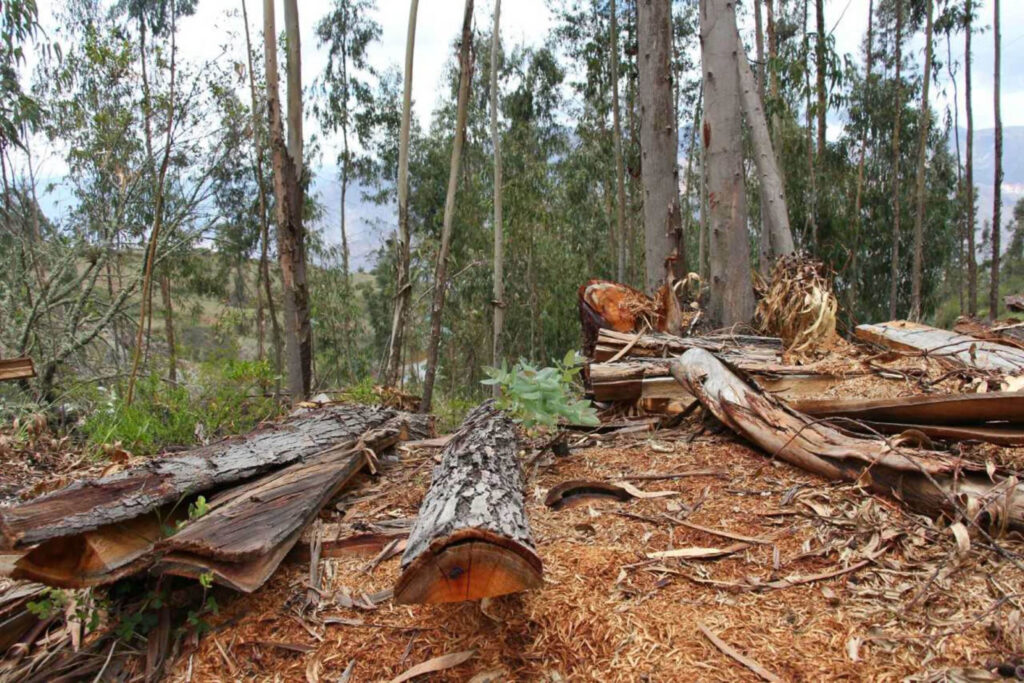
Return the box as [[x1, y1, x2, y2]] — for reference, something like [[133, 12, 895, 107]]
[[482, 351, 599, 430]]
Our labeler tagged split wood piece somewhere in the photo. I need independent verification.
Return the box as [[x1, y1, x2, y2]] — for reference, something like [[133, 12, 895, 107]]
[[294, 523, 410, 559], [841, 420, 1024, 447], [0, 583, 45, 653], [155, 416, 419, 592], [395, 402, 541, 604], [0, 403, 400, 549], [791, 391, 1024, 426], [545, 480, 676, 510], [671, 349, 1024, 532], [855, 320, 1024, 374], [593, 328, 783, 365], [0, 357, 35, 382], [11, 509, 184, 588]]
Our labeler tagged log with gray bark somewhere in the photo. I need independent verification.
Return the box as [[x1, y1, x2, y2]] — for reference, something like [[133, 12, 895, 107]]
[[0, 404, 400, 549], [395, 402, 542, 604], [153, 414, 431, 592], [671, 349, 1024, 532]]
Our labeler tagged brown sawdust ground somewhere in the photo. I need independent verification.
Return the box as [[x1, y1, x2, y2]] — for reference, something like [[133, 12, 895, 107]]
[[160, 423, 1024, 682]]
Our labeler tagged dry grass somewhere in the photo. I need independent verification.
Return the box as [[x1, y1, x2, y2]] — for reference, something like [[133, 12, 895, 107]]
[[757, 254, 838, 358], [161, 429, 1024, 682]]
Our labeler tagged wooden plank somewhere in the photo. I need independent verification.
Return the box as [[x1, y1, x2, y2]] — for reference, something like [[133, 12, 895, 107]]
[[0, 358, 35, 382], [791, 391, 1024, 426], [592, 371, 858, 402], [855, 320, 1024, 374], [395, 403, 542, 604], [672, 349, 1024, 531], [0, 404, 403, 549]]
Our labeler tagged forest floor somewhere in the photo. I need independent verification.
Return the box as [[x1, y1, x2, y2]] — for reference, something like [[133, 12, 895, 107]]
[[2, 344, 1023, 680]]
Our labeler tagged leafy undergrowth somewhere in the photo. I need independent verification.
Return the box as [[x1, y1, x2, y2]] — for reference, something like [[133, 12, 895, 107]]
[[81, 359, 282, 456]]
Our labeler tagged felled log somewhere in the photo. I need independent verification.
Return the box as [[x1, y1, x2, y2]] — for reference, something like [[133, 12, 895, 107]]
[[672, 349, 1024, 531], [593, 328, 783, 365], [855, 320, 1024, 374], [0, 357, 35, 382], [578, 280, 659, 355], [395, 402, 542, 604], [0, 403, 400, 549], [154, 415, 427, 592], [790, 392, 1024, 426]]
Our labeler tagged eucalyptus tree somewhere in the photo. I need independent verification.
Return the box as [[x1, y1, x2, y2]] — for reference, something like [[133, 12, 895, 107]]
[[910, 0, 934, 321], [990, 0, 1002, 319]]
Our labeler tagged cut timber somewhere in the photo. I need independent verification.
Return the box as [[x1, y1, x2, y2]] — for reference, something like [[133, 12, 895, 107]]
[[790, 392, 1024, 426], [672, 349, 1024, 531], [0, 403, 400, 549], [855, 320, 1024, 374], [395, 402, 541, 604], [593, 329, 783, 366], [155, 415, 427, 592], [0, 357, 35, 382]]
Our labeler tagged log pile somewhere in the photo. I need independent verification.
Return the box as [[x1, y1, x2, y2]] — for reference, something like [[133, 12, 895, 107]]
[[0, 403, 432, 591]]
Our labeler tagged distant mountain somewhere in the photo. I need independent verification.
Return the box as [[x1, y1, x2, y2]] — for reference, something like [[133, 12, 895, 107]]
[[953, 126, 1024, 229], [308, 168, 395, 272]]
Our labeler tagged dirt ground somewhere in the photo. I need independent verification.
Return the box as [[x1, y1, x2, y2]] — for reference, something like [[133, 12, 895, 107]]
[[160, 428, 1024, 682]]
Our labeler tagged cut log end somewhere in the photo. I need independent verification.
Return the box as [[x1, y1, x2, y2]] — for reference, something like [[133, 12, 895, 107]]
[[394, 528, 542, 605]]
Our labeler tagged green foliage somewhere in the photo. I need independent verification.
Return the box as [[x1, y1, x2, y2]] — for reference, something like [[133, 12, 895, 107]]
[[81, 360, 279, 456], [482, 350, 599, 429], [27, 587, 70, 620], [338, 376, 380, 405]]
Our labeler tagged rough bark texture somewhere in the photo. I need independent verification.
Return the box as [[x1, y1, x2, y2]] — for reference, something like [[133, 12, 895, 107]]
[[382, 0, 419, 387], [910, 0, 934, 321], [735, 28, 794, 261], [700, 0, 755, 326], [855, 320, 1024, 374], [637, 0, 684, 292], [265, 0, 312, 400], [672, 349, 1024, 531], [396, 402, 541, 604], [990, 0, 1003, 320], [0, 404, 399, 549], [420, 0, 474, 413]]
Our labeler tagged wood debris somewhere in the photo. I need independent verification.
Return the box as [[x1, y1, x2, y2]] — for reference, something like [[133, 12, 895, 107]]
[[0, 357, 35, 383]]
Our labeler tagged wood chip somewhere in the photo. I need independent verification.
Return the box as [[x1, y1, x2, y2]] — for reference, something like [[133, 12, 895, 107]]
[[645, 543, 749, 560]]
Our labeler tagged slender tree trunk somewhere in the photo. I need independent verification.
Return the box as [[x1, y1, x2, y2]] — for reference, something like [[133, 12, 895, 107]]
[[241, 0, 282, 386], [490, 0, 504, 395], [420, 0, 474, 413], [611, 0, 628, 282], [965, 0, 977, 317], [889, 0, 904, 320], [947, 33, 964, 315], [127, 4, 177, 406], [754, 0, 766, 97], [909, 0, 933, 321], [803, 0, 817, 248], [699, 86, 710, 284], [264, 0, 312, 400], [735, 27, 794, 263], [990, 0, 1002, 319], [814, 0, 826, 158], [849, 0, 874, 318], [383, 0, 419, 387], [766, 0, 781, 148], [637, 0, 683, 293], [160, 273, 176, 382], [700, 0, 754, 325]]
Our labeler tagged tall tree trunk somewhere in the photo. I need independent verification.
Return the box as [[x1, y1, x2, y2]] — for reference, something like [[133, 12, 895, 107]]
[[420, 0, 474, 413], [127, 4, 177, 407], [803, 0, 817, 248], [947, 33, 964, 315], [264, 0, 312, 401], [909, 0, 934, 321], [849, 0, 874, 319], [766, 0, 781, 149], [965, 0, 977, 317], [990, 0, 1002, 319], [611, 0, 628, 283], [160, 273, 176, 382], [889, 0, 904, 320], [241, 0, 282, 388], [637, 0, 683, 293], [736, 28, 794, 265], [814, 0, 826, 158], [383, 0, 419, 387], [753, 0, 766, 97], [700, 0, 754, 326], [490, 0, 504, 395], [698, 83, 710, 285]]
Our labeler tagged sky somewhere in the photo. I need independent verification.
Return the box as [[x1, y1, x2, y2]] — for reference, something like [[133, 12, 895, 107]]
[[24, 0, 1024, 265]]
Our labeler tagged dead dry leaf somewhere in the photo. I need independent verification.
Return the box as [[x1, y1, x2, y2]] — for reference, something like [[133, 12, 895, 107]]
[[388, 649, 476, 683]]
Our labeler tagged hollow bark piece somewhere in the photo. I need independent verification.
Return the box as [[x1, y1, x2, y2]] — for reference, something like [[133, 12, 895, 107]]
[[395, 403, 541, 604], [855, 320, 1024, 374], [544, 481, 634, 510], [672, 349, 1024, 531], [0, 404, 399, 549], [790, 391, 1024, 426]]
